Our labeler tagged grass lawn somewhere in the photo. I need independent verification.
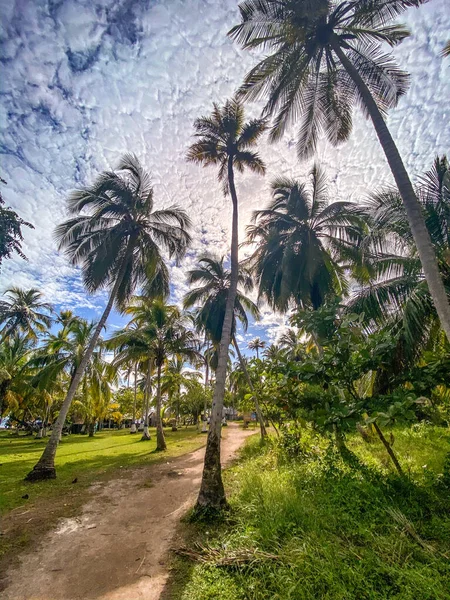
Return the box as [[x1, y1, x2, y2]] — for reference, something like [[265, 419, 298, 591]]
[[0, 426, 205, 564], [164, 424, 450, 600]]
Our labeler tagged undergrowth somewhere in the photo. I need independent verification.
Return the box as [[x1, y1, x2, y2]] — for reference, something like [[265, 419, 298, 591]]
[[168, 425, 450, 600]]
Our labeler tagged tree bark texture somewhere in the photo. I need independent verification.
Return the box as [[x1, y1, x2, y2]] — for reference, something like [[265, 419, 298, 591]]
[[141, 360, 152, 441], [155, 363, 167, 451], [196, 157, 239, 511]]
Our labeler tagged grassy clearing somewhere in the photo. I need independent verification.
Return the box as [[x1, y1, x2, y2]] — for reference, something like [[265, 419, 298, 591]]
[[166, 425, 450, 600], [0, 426, 205, 564]]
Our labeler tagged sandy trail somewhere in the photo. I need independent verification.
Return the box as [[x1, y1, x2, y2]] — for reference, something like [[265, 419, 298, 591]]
[[3, 423, 255, 600]]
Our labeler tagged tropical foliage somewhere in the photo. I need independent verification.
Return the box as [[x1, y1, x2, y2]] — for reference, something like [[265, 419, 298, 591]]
[[0, 3, 448, 556]]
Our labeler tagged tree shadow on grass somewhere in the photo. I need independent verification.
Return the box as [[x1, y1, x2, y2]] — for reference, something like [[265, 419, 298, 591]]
[[159, 555, 196, 600]]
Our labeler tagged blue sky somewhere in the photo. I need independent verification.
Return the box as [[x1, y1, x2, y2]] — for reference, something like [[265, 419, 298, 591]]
[[0, 0, 449, 352]]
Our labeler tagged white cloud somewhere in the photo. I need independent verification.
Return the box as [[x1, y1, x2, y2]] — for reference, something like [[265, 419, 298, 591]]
[[0, 0, 449, 343]]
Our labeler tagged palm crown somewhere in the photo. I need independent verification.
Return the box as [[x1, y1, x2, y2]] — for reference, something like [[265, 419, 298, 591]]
[[246, 165, 363, 311], [247, 337, 266, 358], [55, 154, 192, 308], [0, 288, 53, 341], [349, 156, 450, 353], [229, 0, 423, 158], [187, 99, 266, 191], [183, 255, 260, 345]]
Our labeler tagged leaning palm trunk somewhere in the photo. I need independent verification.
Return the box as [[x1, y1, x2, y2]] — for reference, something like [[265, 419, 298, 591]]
[[202, 341, 210, 433], [130, 363, 137, 434], [25, 248, 132, 481], [155, 363, 167, 451], [141, 360, 152, 441], [232, 334, 267, 439], [332, 40, 450, 341], [196, 158, 239, 511]]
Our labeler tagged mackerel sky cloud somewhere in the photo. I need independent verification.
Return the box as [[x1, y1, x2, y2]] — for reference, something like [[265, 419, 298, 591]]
[[0, 0, 449, 345]]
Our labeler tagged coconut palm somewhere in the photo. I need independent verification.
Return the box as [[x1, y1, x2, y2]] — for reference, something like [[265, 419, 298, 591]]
[[0, 334, 33, 418], [279, 329, 306, 361], [161, 356, 202, 428], [108, 322, 145, 435], [183, 255, 267, 439], [348, 156, 450, 369], [443, 41, 450, 57], [73, 357, 117, 437], [26, 154, 191, 481], [247, 337, 266, 359], [0, 288, 52, 342], [247, 165, 362, 312], [229, 0, 450, 341], [187, 100, 266, 510], [0, 181, 34, 266], [110, 299, 199, 450]]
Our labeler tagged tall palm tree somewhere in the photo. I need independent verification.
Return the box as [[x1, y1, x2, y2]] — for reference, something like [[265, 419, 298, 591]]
[[348, 156, 450, 368], [247, 165, 362, 311], [247, 337, 266, 359], [0, 288, 52, 341], [26, 154, 191, 481], [187, 100, 266, 510], [183, 255, 267, 439], [229, 0, 450, 342]]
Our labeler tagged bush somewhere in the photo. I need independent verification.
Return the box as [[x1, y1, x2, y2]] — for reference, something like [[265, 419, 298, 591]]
[[177, 425, 450, 600]]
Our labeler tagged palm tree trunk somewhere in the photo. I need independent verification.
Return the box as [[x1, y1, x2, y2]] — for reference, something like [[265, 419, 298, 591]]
[[196, 157, 238, 512], [141, 360, 152, 441], [155, 363, 167, 451], [373, 422, 404, 477], [130, 363, 137, 434], [332, 40, 450, 341], [202, 340, 210, 433], [25, 243, 134, 481], [232, 334, 267, 439]]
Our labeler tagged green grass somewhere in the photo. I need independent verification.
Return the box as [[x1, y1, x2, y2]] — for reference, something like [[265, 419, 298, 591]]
[[167, 425, 450, 600], [0, 426, 204, 516]]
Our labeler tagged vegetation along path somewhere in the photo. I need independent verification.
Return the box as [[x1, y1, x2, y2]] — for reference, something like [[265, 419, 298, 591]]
[[2, 423, 255, 600]]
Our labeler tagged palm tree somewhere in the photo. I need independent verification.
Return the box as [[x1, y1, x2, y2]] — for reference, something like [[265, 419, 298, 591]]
[[0, 334, 33, 418], [187, 100, 266, 511], [109, 323, 144, 434], [229, 0, 450, 342], [443, 41, 450, 57], [26, 154, 191, 481], [183, 255, 267, 439], [111, 299, 199, 450], [279, 329, 306, 361], [0, 180, 34, 266], [247, 337, 266, 359], [161, 357, 202, 428], [74, 356, 117, 437], [348, 156, 450, 371], [247, 165, 362, 311], [0, 288, 52, 341]]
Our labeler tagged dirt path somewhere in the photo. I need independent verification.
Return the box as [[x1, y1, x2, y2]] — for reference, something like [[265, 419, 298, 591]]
[[3, 423, 255, 600]]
